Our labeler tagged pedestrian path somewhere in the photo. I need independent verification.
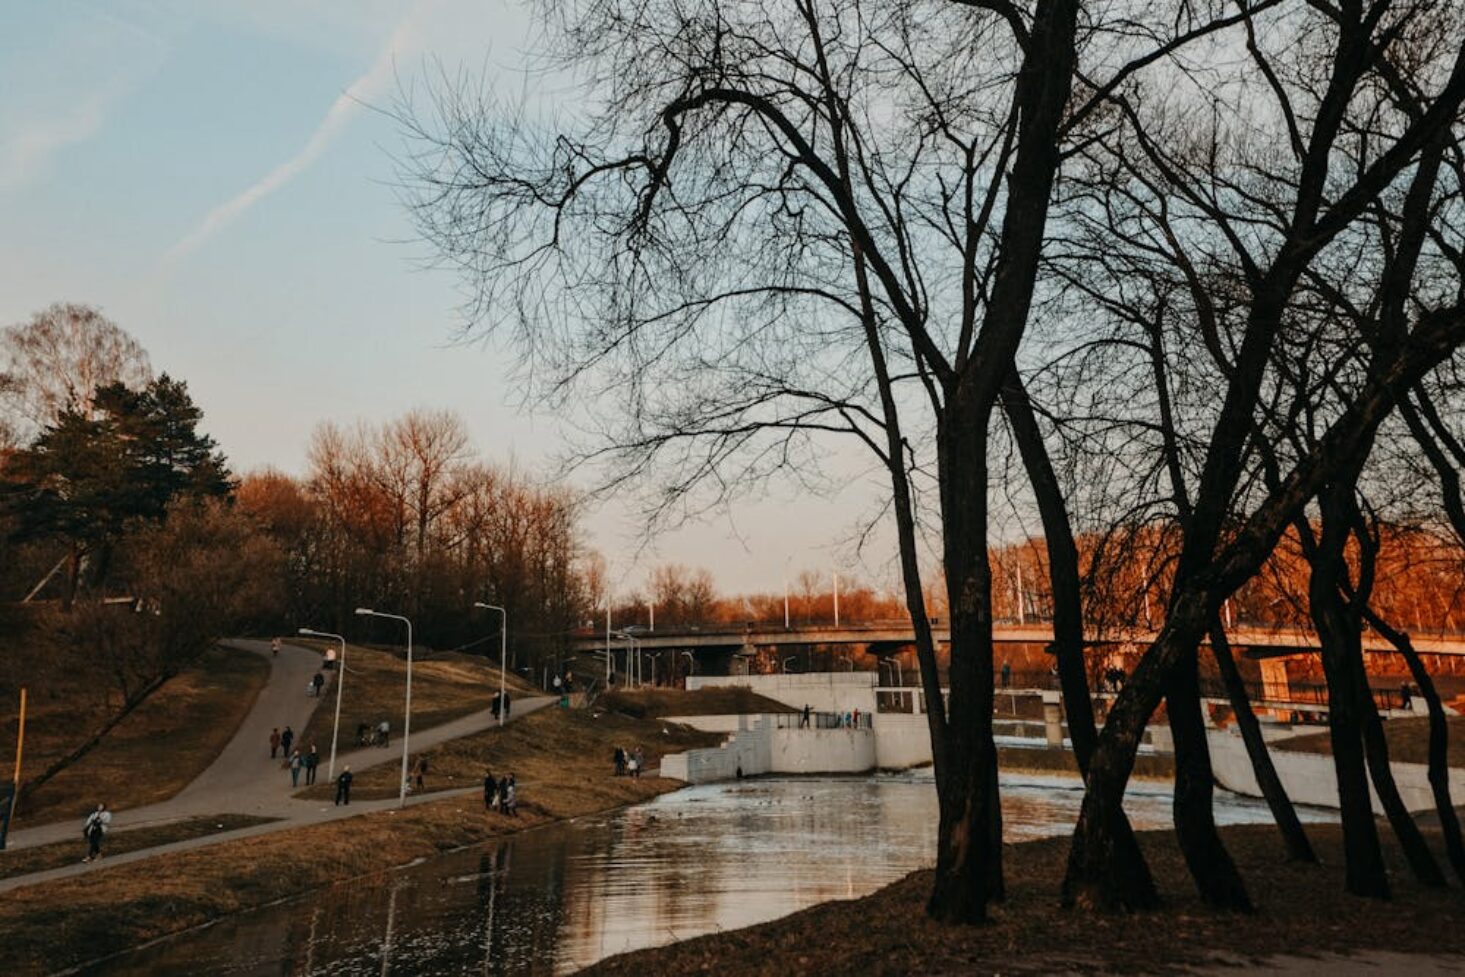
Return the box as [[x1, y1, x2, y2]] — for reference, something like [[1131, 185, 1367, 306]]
[[0, 639, 549, 892]]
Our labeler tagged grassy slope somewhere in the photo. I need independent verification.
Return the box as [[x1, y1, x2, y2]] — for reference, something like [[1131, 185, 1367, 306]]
[[601, 685, 800, 718], [1276, 715, 1465, 766], [0, 707, 718, 976], [293, 643, 538, 750], [582, 823, 1465, 977], [8, 644, 270, 825], [298, 701, 723, 801], [0, 814, 275, 880]]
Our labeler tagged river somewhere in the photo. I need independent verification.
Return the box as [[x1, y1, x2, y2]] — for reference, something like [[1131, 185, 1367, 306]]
[[72, 769, 1334, 977]]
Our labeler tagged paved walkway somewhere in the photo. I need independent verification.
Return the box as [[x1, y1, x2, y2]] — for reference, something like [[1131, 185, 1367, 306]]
[[0, 640, 549, 893]]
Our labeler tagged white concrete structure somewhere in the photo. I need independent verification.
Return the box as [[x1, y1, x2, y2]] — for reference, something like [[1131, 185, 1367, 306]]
[[689, 672, 878, 714], [1209, 727, 1465, 814], [658, 713, 876, 782]]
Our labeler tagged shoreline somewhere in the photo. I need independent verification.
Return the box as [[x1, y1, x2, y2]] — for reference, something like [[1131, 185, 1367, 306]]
[[53, 784, 686, 977]]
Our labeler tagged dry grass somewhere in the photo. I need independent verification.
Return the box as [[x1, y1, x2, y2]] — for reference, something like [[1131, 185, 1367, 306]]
[[602, 685, 799, 718], [997, 744, 1176, 780], [0, 707, 716, 975], [7, 645, 270, 825], [1274, 715, 1465, 767], [293, 643, 537, 750], [0, 814, 275, 880], [582, 823, 1465, 977], [297, 704, 723, 801]]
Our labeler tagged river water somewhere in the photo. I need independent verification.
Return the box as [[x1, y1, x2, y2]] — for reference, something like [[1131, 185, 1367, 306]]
[[73, 770, 1334, 977]]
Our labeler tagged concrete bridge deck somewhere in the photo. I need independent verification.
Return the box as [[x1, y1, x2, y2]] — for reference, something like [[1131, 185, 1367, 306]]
[[570, 621, 1465, 656]]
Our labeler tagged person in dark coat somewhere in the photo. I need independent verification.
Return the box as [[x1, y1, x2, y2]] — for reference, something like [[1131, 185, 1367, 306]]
[[304, 744, 319, 785], [281, 725, 295, 756], [335, 767, 353, 805], [269, 727, 281, 758], [483, 771, 497, 811], [82, 803, 111, 863]]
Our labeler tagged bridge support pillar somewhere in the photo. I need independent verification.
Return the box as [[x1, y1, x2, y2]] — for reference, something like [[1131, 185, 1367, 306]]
[[1041, 691, 1063, 748]]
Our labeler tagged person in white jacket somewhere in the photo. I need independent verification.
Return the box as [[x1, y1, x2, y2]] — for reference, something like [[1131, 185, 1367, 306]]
[[82, 803, 112, 863]]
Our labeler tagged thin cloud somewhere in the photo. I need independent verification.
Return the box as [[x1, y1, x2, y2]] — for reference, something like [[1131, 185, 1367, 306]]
[[0, 91, 114, 189], [161, 2, 428, 267]]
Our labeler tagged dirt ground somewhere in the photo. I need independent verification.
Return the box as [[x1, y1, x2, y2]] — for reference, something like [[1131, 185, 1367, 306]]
[[5, 644, 270, 824], [581, 823, 1465, 977]]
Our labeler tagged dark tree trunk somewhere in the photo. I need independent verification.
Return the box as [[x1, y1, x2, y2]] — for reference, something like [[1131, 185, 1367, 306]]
[[1309, 510, 1390, 899], [1164, 647, 1253, 909], [1209, 624, 1316, 862], [1365, 612, 1465, 883], [1001, 370, 1157, 906], [1351, 651, 1446, 887], [927, 399, 1002, 923], [1063, 599, 1209, 910]]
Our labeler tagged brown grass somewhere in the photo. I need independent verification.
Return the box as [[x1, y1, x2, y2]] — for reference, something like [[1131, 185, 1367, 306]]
[[294, 643, 537, 750], [581, 823, 1465, 977], [0, 707, 715, 975], [996, 744, 1176, 780], [0, 814, 275, 880], [1276, 715, 1465, 767], [297, 703, 723, 801], [601, 685, 799, 718], [8, 645, 270, 825]]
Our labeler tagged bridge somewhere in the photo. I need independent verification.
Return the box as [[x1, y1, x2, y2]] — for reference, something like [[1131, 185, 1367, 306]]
[[569, 621, 1465, 658]]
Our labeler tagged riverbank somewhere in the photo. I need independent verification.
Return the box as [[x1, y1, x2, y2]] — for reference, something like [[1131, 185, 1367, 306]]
[[0, 708, 715, 976], [580, 822, 1465, 976]]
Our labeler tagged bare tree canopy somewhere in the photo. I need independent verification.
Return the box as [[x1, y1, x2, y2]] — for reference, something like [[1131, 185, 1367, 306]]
[[0, 303, 152, 437]]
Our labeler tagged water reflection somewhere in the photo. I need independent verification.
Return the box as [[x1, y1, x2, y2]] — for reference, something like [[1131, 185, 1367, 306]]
[[74, 771, 1333, 977]]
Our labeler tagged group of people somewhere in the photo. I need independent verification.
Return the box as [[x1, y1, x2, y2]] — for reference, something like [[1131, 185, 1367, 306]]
[[482, 771, 518, 815], [355, 720, 391, 747], [612, 746, 645, 777], [271, 727, 323, 787], [490, 691, 513, 721]]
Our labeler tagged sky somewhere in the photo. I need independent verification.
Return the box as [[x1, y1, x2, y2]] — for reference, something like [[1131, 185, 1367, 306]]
[[0, 0, 901, 596]]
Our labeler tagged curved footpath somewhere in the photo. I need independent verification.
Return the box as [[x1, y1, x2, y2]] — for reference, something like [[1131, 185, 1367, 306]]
[[0, 640, 548, 894]]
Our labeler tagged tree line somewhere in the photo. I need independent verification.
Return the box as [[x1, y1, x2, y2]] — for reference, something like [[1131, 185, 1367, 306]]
[[395, 0, 1465, 922]]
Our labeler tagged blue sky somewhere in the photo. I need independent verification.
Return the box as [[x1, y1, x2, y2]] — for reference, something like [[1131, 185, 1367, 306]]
[[0, 0, 894, 595]]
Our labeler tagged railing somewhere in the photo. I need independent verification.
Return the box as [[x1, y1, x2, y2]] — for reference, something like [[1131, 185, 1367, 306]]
[[773, 711, 873, 730]]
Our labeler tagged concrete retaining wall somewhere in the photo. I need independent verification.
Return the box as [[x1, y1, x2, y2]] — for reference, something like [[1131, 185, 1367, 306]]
[[1208, 727, 1465, 813], [659, 713, 877, 782]]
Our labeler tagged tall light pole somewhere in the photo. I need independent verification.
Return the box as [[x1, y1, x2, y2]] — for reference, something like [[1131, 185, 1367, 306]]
[[355, 608, 413, 808], [648, 600, 655, 632], [473, 602, 508, 727], [604, 597, 613, 685], [783, 556, 792, 630], [298, 628, 348, 782], [833, 571, 840, 627]]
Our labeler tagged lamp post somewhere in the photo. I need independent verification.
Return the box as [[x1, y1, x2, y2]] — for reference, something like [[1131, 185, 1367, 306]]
[[473, 602, 508, 727], [298, 628, 348, 782], [833, 571, 840, 627], [354, 608, 413, 808]]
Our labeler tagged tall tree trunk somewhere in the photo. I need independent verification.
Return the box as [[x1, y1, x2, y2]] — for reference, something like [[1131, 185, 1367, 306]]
[[1165, 647, 1253, 909], [1209, 623, 1316, 861], [1364, 611, 1465, 883], [1351, 650, 1446, 887], [1309, 512, 1390, 899], [1001, 370, 1157, 906], [928, 401, 1002, 923]]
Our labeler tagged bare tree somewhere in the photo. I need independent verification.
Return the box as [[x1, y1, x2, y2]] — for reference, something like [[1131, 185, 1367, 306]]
[[0, 303, 151, 438]]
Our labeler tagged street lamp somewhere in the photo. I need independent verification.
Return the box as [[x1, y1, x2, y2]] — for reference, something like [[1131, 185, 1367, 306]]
[[472, 602, 508, 727], [354, 608, 413, 808], [298, 628, 348, 782], [680, 650, 696, 677], [782, 655, 796, 674]]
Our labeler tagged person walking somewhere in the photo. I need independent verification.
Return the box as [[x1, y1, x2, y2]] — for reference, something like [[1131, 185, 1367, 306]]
[[305, 744, 319, 786], [271, 637, 281, 657], [1001, 661, 1012, 689], [269, 727, 281, 759], [800, 704, 811, 729], [377, 719, 390, 748], [335, 767, 353, 806], [414, 756, 429, 793], [633, 747, 645, 779], [289, 750, 302, 788], [483, 771, 497, 811], [281, 725, 294, 757], [503, 774, 517, 816], [503, 691, 512, 719], [82, 803, 111, 863], [613, 747, 625, 777]]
